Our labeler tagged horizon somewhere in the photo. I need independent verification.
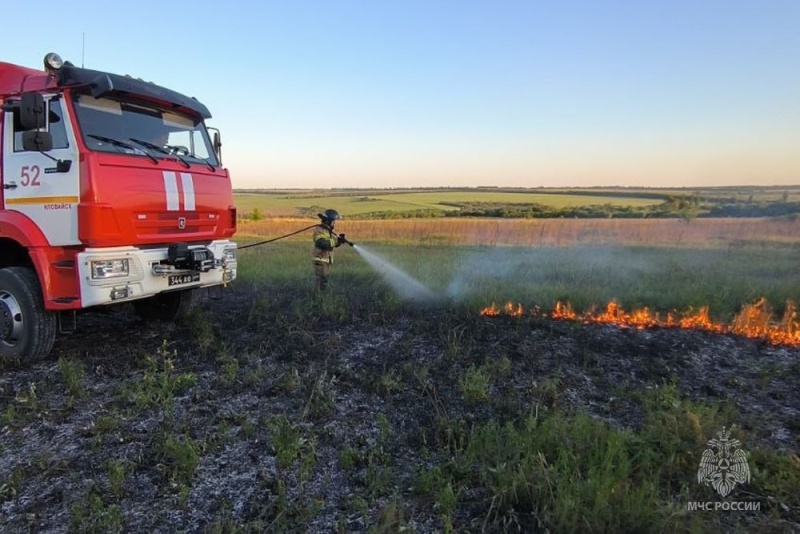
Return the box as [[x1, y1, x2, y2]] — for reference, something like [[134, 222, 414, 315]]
[[233, 183, 800, 192], [4, 1, 799, 190]]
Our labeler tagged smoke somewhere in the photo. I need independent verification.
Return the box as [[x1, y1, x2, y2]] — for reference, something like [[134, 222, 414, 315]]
[[443, 246, 673, 302], [351, 244, 679, 307], [445, 248, 535, 300], [353, 245, 439, 303]]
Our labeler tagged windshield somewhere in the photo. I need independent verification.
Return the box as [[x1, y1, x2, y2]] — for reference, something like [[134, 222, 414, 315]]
[[72, 94, 218, 166]]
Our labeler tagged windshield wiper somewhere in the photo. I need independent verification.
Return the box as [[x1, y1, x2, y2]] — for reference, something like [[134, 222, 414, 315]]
[[129, 138, 170, 155], [129, 137, 192, 167], [88, 134, 134, 149], [129, 138, 189, 168], [88, 134, 158, 164], [163, 145, 192, 169], [200, 157, 216, 171]]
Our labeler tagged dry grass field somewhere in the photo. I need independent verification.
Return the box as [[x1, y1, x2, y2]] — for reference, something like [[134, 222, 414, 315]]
[[239, 216, 800, 248]]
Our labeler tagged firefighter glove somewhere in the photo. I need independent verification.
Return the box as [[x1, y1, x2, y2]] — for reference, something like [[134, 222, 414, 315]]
[[337, 234, 347, 246]]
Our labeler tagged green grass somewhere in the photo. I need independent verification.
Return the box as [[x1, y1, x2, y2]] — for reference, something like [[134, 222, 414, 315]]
[[237, 240, 800, 323], [405, 375, 799, 533], [368, 191, 661, 209], [233, 190, 663, 217], [117, 340, 198, 415], [415, 390, 732, 533]]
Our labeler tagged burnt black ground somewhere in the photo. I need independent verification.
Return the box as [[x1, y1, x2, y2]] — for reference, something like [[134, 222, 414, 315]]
[[1, 284, 798, 532]]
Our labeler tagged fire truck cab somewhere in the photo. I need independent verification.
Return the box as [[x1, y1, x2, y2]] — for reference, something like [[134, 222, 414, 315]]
[[0, 53, 237, 364]]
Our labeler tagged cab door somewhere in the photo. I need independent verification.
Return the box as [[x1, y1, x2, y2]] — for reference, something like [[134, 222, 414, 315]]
[[1, 94, 81, 245]]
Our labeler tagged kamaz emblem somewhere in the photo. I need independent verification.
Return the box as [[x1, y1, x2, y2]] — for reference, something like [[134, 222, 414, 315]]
[[178, 217, 186, 229]]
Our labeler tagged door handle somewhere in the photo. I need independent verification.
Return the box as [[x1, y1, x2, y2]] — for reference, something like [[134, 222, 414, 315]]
[[3, 182, 17, 190]]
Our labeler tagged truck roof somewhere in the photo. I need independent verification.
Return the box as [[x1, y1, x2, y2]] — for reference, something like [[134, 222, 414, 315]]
[[59, 65, 211, 119], [0, 62, 46, 97]]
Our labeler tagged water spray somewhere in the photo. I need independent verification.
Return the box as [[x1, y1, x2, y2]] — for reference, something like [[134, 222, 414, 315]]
[[329, 226, 439, 302], [329, 219, 448, 304], [351, 244, 439, 303]]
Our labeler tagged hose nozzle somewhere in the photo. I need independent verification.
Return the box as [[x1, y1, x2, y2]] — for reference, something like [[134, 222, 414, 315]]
[[335, 231, 355, 247]]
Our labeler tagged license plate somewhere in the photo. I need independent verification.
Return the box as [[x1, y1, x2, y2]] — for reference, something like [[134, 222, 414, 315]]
[[168, 273, 200, 286]]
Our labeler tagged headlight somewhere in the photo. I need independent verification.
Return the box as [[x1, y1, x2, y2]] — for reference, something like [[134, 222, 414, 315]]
[[91, 259, 130, 279], [44, 52, 64, 72], [223, 246, 237, 262]]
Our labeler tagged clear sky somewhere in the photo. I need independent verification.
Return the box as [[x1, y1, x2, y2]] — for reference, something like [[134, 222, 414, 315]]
[[4, 1, 798, 189]]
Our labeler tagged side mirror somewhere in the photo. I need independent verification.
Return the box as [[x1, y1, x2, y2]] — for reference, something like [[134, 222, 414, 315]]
[[19, 92, 46, 130], [205, 128, 224, 165], [22, 131, 54, 152], [213, 131, 222, 162]]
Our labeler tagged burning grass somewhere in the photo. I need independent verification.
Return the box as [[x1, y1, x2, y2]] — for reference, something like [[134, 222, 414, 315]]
[[481, 297, 800, 345]]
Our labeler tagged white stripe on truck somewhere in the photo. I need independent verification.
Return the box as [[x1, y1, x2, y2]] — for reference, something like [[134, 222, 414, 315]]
[[163, 171, 179, 211], [180, 172, 196, 211]]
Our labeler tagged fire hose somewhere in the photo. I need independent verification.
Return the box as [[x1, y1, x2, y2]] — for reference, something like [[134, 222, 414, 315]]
[[238, 224, 355, 250]]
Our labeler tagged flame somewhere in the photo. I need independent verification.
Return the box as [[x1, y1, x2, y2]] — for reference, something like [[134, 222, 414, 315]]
[[552, 301, 576, 320], [480, 302, 500, 317], [480, 301, 524, 317], [480, 298, 800, 346], [505, 302, 525, 317]]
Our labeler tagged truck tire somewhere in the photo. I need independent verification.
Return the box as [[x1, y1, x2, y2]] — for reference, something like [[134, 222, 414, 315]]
[[0, 267, 57, 364], [133, 289, 197, 322]]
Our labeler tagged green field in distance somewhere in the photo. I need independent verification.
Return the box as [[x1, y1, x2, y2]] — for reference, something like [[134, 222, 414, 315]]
[[234, 188, 667, 217], [234, 185, 800, 218]]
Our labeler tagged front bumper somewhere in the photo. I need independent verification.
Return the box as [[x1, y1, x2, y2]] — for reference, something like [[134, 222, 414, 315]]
[[76, 240, 237, 307]]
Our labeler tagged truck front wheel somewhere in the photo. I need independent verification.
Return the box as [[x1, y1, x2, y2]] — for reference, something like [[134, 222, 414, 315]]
[[132, 289, 197, 322], [0, 267, 57, 364]]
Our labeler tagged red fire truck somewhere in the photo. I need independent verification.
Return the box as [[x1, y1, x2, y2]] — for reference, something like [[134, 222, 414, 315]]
[[0, 53, 238, 363]]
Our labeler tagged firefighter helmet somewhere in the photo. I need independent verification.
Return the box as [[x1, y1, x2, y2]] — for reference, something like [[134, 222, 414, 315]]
[[319, 209, 340, 224]]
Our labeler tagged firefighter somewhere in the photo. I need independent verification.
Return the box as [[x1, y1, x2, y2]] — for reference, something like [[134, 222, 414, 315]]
[[312, 209, 347, 292]]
